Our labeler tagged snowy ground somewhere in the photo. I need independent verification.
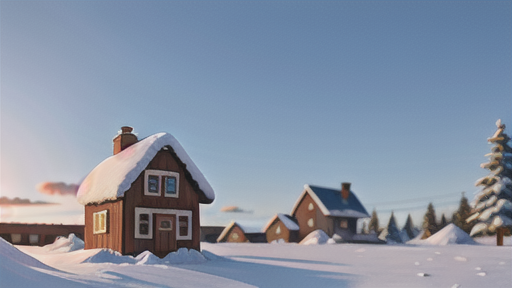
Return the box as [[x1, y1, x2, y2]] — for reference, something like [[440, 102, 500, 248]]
[[2, 234, 511, 288]]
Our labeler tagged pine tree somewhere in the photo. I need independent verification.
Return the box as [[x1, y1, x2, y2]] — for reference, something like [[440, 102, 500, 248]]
[[403, 214, 416, 239], [467, 119, 512, 246], [386, 211, 402, 243], [422, 203, 437, 239], [452, 192, 474, 234], [440, 214, 448, 230], [361, 221, 368, 234], [368, 209, 380, 233]]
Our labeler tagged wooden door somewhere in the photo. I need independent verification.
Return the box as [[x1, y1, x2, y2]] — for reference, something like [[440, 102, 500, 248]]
[[155, 214, 176, 257]]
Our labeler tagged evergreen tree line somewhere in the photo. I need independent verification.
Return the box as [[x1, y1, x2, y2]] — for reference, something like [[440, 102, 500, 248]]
[[362, 193, 475, 239]]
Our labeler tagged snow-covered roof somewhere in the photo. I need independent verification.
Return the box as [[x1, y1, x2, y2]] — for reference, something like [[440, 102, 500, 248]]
[[291, 184, 370, 218], [77, 132, 215, 205], [263, 213, 299, 232]]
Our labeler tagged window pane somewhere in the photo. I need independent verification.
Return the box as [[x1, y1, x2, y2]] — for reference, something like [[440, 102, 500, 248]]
[[11, 234, 21, 243], [139, 213, 149, 222], [100, 213, 105, 232], [179, 216, 188, 236], [94, 213, 99, 233], [148, 175, 159, 193], [139, 223, 149, 235], [164, 177, 176, 195], [29, 234, 39, 245]]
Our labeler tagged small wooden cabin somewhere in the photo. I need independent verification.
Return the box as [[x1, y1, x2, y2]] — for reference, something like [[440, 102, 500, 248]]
[[77, 127, 215, 257], [216, 222, 248, 243], [291, 183, 369, 242], [263, 213, 299, 243]]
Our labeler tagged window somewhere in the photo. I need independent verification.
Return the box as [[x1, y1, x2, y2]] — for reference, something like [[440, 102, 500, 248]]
[[339, 219, 348, 229], [139, 213, 150, 235], [308, 203, 314, 211], [147, 175, 159, 194], [93, 210, 108, 234], [11, 234, 21, 244], [179, 216, 189, 237], [231, 232, 239, 240], [160, 220, 173, 231], [144, 170, 179, 198], [307, 218, 314, 227], [276, 225, 281, 235], [29, 234, 39, 245], [164, 176, 177, 196]]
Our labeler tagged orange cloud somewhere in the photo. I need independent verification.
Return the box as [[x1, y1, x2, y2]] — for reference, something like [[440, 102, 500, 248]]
[[220, 206, 252, 213], [36, 182, 79, 196]]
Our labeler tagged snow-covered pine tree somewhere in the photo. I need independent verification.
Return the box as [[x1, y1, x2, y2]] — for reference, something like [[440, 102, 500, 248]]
[[369, 209, 379, 233], [452, 192, 474, 234], [386, 211, 402, 243], [467, 119, 512, 246], [402, 214, 416, 239], [422, 203, 437, 239]]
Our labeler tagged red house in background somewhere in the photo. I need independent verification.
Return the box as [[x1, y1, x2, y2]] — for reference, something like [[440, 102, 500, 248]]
[[291, 183, 369, 241], [77, 127, 215, 257]]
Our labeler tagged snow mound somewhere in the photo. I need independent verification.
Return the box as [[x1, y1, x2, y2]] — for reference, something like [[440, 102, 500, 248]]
[[44, 233, 84, 253], [136, 248, 207, 265], [0, 237, 90, 287], [270, 239, 286, 244], [82, 248, 137, 264], [300, 229, 330, 245], [408, 224, 478, 245], [0, 237, 54, 270]]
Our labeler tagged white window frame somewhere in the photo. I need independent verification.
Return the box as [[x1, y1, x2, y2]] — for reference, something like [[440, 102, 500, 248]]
[[93, 210, 108, 234], [144, 170, 180, 198], [134, 207, 192, 240]]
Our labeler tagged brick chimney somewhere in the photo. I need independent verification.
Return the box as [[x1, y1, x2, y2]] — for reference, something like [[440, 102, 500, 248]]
[[341, 182, 351, 200], [113, 126, 138, 155]]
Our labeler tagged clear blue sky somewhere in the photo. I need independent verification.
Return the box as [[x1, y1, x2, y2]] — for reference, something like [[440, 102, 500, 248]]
[[1, 1, 511, 229]]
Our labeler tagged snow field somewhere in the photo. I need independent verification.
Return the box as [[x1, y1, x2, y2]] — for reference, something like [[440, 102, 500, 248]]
[[4, 233, 512, 288]]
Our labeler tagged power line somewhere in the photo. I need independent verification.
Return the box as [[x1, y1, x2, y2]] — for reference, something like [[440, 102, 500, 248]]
[[365, 191, 462, 207], [374, 199, 459, 213]]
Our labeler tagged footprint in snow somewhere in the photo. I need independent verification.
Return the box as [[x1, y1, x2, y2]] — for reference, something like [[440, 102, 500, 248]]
[[476, 272, 486, 277], [475, 267, 481, 271], [417, 273, 430, 277], [427, 258, 433, 261], [451, 284, 461, 288], [414, 262, 420, 266], [454, 256, 467, 262], [435, 252, 441, 255]]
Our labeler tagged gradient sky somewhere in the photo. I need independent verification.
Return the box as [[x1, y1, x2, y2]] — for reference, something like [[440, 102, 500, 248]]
[[1, 1, 511, 229]]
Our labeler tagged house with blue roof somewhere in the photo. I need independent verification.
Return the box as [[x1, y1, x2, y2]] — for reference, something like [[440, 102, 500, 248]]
[[290, 182, 370, 241]]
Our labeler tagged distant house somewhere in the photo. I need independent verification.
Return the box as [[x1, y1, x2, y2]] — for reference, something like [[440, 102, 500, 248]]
[[216, 222, 267, 243], [291, 183, 369, 242], [77, 127, 215, 257], [263, 213, 299, 243], [217, 222, 248, 243]]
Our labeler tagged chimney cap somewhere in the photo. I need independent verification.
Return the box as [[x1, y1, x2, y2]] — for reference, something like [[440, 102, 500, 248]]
[[121, 126, 133, 133]]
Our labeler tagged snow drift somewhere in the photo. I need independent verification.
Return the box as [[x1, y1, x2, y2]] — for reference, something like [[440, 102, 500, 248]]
[[0, 237, 91, 287], [299, 229, 330, 245], [408, 224, 478, 245], [44, 233, 84, 253]]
